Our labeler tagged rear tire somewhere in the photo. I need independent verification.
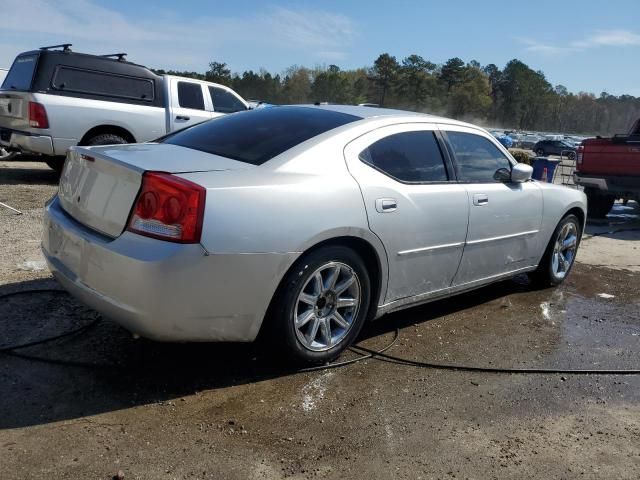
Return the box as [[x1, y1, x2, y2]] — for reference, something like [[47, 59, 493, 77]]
[[267, 246, 371, 365], [529, 214, 581, 288], [45, 156, 66, 174], [585, 188, 615, 218], [84, 133, 128, 146], [536, 148, 546, 156], [567, 151, 576, 160]]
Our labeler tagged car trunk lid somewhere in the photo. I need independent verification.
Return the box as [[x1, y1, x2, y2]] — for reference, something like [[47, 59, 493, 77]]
[[58, 143, 253, 238]]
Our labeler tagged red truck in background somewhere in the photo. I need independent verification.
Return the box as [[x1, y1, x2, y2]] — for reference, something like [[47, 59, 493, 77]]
[[575, 118, 640, 217]]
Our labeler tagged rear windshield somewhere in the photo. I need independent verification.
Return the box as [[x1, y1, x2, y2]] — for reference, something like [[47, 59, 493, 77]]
[[2, 54, 38, 90], [162, 106, 360, 165]]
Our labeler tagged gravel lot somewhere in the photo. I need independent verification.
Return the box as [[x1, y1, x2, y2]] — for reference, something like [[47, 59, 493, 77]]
[[1, 159, 639, 479]]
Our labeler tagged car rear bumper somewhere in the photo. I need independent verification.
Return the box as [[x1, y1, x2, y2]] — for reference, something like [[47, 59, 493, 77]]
[[0, 127, 54, 155], [575, 173, 640, 195], [42, 196, 297, 342]]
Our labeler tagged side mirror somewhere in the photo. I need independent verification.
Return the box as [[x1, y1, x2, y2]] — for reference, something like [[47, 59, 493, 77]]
[[511, 163, 533, 183]]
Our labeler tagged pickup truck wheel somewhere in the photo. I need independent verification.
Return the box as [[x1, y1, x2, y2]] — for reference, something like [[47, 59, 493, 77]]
[[85, 133, 128, 146], [45, 157, 66, 174], [529, 214, 581, 287], [535, 148, 546, 156], [585, 188, 615, 218]]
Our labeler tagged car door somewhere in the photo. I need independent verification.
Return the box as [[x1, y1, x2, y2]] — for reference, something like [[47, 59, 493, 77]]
[[207, 85, 248, 117], [168, 79, 214, 131], [440, 126, 543, 286], [344, 123, 469, 303]]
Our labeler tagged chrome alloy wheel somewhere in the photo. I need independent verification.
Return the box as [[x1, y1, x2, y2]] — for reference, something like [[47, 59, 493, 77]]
[[552, 222, 578, 279], [293, 262, 361, 352]]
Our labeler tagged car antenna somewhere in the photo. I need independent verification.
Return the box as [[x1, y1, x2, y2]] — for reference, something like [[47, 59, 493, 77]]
[[101, 53, 128, 62], [39, 44, 72, 52]]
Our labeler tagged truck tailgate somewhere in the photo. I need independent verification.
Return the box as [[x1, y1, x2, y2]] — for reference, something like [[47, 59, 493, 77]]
[[0, 91, 31, 130], [579, 138, 640, 176]]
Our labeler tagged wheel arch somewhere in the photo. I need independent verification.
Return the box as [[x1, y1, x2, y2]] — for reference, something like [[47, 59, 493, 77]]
[[79, 125, 136, 145], [259, 232, 389, 341]]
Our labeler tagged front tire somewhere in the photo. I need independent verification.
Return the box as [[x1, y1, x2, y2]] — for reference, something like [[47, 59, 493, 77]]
[[269, 246, 371, 364], [536, 148, 546, 156], [529, 214, 581, 287]]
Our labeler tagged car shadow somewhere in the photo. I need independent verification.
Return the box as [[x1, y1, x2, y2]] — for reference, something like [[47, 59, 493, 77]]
[[585, 201, 640, 241], [0, 158, 60, 186], [0, 275, 532, 430]]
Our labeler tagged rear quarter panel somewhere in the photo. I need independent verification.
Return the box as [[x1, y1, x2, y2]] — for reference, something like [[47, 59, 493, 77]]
[[535, 183, 587, 262], [178, 140, 377, 255]]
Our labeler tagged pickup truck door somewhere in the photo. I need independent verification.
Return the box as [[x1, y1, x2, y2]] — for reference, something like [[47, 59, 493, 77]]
[[440, 126, 543, 286], [168, 79, 215, 132]]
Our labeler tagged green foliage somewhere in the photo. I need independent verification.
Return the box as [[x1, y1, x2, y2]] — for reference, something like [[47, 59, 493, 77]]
[[156, 56, 640, 135], [510, 150, 533, 165]]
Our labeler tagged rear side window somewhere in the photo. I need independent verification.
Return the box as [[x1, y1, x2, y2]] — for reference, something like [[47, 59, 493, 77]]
[[163, 106, 359, 165], [52, 66, 154, 101], [2, 54, 38, 90], [209, 86, 246, 113], [177, 82, 205, 110], [446, 131, 512, 182], [359, 131, 448, 182]]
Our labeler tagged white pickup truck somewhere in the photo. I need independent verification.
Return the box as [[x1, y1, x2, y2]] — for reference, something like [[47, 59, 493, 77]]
[[0, 45, 249, 171]]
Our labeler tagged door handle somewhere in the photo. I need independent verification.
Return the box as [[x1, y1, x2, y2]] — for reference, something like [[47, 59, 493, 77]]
[[473, 194, 488, 206], [375, 198, 397, 213], [176, 115, 190, 121]]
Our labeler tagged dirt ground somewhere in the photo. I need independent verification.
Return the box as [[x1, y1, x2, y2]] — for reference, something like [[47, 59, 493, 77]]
[[1, 159, 639, 480]]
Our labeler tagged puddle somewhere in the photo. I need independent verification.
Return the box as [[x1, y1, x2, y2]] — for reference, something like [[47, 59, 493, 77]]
[[17, 260, 47, 272]]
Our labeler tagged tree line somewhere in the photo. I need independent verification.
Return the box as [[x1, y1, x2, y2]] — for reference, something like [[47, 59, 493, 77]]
[[154, 54, 640, 136]]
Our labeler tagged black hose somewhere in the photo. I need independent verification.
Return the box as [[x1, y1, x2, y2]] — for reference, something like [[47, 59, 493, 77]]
[[298, 329, 400, 373], [351, 345, 640, 375], [2, 289, 639, 375], [0, 289, 102, 353]]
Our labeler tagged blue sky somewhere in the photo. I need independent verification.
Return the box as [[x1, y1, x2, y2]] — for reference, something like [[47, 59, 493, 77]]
[[2, 0, 639, 96]]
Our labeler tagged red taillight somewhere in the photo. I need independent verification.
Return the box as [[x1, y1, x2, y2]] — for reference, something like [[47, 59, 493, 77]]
[[576, 145, 584, 165], [28, 101, 49, 128], [127, 172, 206, 243]]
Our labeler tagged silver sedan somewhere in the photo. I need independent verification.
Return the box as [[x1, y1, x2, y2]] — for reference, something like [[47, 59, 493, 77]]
[[42, 105, 587, 363]]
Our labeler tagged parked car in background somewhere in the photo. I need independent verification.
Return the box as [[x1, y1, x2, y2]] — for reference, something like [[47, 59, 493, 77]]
[[42, 105, 586, 364], [0, 45, 248, 172], [519, 134, 541, 150], [575, 118, 640, 217], [533, 139, 577, 159]]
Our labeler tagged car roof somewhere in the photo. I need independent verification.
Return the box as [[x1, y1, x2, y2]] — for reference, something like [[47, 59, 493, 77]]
[[291, 104, 475, 128]]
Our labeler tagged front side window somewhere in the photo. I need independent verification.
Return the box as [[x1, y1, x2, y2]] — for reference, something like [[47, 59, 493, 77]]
[[446, 131, 512, 183], [209, 86, 246, 113], [359, 131, 448, 182], [177, 82, 205, 110]]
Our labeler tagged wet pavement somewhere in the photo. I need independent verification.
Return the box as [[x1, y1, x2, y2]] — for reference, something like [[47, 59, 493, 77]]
[[1, 161, 639, 479]]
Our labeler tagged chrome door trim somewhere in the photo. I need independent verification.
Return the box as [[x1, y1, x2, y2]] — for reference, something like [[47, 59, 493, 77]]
[[465, 229, 539, 246], [397, 241, 464, 256]]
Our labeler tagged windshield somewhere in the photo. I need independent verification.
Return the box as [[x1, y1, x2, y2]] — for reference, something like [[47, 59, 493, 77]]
[[162, 106, 360, 165], [1, 54, 39, 90]]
